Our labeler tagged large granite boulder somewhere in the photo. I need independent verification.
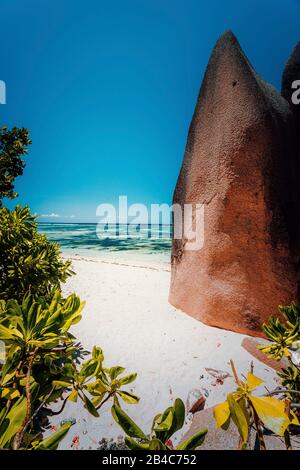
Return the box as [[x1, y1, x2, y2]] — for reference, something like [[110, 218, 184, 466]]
[[169, 31, 300, 337]]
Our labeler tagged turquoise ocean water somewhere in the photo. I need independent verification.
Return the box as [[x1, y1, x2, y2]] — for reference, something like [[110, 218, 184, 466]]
[[38, 223, 172, 264]]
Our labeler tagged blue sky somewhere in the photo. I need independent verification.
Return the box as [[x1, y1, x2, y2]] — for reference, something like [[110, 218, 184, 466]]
[[1, 0, 300, 222]]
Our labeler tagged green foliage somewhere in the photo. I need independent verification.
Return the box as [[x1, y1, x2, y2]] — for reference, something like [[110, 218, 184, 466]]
[[32, 422, 72, 450], [0, 205, 74, 302], [0, 289, 85, 351], [278, 366, 300, 403], [260, 303, 300, 403], [260, 304, 300, 360], [112, 398, 207, 450], [0, 290, 138, 449], [0, 126, 31, 204]]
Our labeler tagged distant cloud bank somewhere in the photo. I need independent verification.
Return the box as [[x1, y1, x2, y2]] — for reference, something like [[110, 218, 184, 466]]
[[41, 213, 60, 218], [40, 213, 76, 219]]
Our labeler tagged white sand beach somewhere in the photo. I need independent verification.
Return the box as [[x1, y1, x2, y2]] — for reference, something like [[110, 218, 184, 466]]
[[51, 255, 279, 450]]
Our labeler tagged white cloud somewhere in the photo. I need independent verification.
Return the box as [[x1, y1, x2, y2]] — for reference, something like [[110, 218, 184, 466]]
[[41, 213, 60, 218], [39, 213, 76, 219]]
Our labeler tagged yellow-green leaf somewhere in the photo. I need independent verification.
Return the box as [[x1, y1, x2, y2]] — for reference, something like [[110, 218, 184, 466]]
[[1, 387, 20, 400], [111, 404, 147, 440], [290, 409, 300, 426], [154, 410, 173, 431], [52, 380, 72, 389], [33, 422, 72, 450], [0, 396, 27, 447], [67, 390, 78, 402], [117, 390, 140, 405], [227, 393, 249, 444], [249, 396, 292, 436], [247, 373, 264, 391], [213, 401, 230, 429], [125, 437, 150, 450], [177, 428, 208, 450]]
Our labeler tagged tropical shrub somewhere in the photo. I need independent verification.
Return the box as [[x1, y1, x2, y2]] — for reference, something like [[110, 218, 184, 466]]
[[0, 205, 73, 302], [112, 398, 207, 450], [260, 303, 300, 404], [0, 290, 138, 449], [0, 126, 31, 204], [213, 304, 300, 450], [213, 361, 299, 450], [260, 304, 300, 360]]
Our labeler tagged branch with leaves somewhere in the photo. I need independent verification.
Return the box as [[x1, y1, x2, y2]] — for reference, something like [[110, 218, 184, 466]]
[[0, 291, 139, 449], [112, 398, 208, 450], [213, 361, 299, 450]]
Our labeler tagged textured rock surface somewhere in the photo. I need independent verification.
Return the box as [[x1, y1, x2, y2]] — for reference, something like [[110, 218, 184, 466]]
[[169, 31, 300, 337]]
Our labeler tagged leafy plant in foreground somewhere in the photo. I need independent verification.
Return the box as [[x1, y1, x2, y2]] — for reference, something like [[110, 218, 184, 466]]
[[260, 303, 300, 403], [0, 291, 138, 449], [213, 361, 299, 450], [112, 398, 208, 450]]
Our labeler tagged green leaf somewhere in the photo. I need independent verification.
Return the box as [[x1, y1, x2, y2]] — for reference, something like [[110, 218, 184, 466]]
[[82, 394, 100, 417], [34, 423, 72, 450], [173, 398, 185, 432], [92, 346, 104, 362], [78, 360, 97, 381], [1, 348, 22, 384], [63, 313, 82, 331], [118, 373, 137, 386], [111, 404, 147, 439], [52, 380, 72, 389], [0, 324, 21, 341], [227, 394, 249, 445], [154, 410, 173, 431], [177, 428, 208, 450], [27, 302, 41, 331], [67, 390, 78, 402], [91, 394, 105, 407], [117, 390, 140, 405], [84, 378, 108, 395], [108, 366, 125, 380], [149, 438, 167, 450], [0, 396, 27, 447], [125, 437, 150, 450], [28, 338, 60, 349]]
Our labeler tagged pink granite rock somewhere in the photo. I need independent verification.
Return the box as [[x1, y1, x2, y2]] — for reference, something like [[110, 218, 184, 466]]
[[169, 31, 299, 337]]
